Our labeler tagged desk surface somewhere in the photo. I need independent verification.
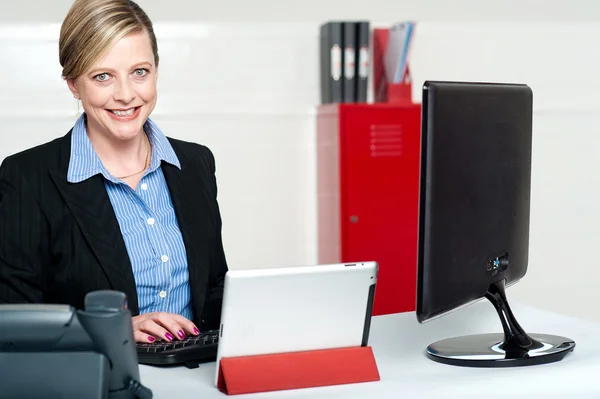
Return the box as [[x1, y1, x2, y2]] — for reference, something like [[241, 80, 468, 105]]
[[140, 300, 600, 398]]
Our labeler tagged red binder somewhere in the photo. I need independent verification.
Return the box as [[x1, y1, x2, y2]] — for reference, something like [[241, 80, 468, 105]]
[[372, 28, 413, 104], [217, 346, 380, 395]]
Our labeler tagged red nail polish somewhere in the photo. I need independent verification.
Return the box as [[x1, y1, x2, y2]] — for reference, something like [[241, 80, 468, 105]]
[[193, 327, 200, 334], [148, 336, 155, 342], [177, 330, 185, 339], [165, 332, 174, 341]]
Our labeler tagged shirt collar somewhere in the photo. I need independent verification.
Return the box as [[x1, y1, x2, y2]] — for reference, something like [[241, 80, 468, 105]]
[[67, 113, 181, 183]]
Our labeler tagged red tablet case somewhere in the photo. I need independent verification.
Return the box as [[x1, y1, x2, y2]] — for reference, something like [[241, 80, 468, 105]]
[[217, 345, 380, 395]]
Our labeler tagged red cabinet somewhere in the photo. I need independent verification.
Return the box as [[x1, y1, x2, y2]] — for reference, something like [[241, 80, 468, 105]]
[[316, 103, 421, 315]]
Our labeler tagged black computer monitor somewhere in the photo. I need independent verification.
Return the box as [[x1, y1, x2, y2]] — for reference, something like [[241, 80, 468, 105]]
[[416, 80, 575, 367]]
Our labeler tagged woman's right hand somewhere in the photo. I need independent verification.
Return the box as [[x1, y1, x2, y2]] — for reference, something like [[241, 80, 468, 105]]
[[132, 312, 200, 343]]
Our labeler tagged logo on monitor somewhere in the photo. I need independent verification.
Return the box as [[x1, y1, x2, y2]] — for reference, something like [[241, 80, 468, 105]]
[[487, 252, 509, 278]]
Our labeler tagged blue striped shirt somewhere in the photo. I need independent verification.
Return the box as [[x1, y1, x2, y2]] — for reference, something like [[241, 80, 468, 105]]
[[67, 114, 193, 320]]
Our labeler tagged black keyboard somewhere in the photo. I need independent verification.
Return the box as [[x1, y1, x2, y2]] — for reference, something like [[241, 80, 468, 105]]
[[136, 329, 219, 369]]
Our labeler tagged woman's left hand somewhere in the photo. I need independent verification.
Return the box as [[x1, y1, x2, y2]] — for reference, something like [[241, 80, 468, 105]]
[[132, 312, 200, 343]]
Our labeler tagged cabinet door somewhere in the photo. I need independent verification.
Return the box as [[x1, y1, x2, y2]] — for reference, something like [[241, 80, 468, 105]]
[[341, 105, 421, 315]]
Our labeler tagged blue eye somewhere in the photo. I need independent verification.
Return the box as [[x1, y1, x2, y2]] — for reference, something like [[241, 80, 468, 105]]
[[134, 68, 149, 77], [95, 73, 109, 81]]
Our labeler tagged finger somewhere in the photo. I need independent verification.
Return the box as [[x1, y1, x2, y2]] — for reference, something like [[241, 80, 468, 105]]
[[139, 318, 175, 342], [134, 330, 156, 344], [131, 312, 157, 329], [154, 313, 187, 340], [172, 314, 201, 335]]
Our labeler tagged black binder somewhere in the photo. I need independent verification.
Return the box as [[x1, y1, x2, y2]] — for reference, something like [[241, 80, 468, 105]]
[[342, 22, 357, 103], [319, 21, 343, 104], [355, 21, 370, 103]]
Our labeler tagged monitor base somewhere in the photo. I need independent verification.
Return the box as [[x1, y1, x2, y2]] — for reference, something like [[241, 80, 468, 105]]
[[425, 279, 575, 367], [426, 332, 575, 367]]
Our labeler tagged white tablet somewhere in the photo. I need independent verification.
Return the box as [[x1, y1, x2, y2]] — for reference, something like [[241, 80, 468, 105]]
[[214, 261, 378, 386]]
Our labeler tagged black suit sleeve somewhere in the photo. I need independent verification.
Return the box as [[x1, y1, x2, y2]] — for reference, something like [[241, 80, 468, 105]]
[[0, 158, 49, 303], [201, 146, 228, 330]]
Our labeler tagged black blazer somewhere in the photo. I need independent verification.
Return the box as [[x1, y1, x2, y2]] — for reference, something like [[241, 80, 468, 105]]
[[0, 130, 227, 330]]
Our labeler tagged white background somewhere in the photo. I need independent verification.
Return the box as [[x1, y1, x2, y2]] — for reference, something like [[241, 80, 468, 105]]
[[1, 0, 599, 322]]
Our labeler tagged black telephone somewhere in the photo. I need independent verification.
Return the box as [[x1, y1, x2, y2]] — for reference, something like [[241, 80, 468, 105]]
[[0, 290, 152, 399]]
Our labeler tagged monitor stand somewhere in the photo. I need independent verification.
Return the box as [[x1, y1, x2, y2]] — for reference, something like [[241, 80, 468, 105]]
[[426, 279, 575, 367]]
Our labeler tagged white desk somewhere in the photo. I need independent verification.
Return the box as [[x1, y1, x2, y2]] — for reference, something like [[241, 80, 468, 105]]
[[140, 301, 600, 398]]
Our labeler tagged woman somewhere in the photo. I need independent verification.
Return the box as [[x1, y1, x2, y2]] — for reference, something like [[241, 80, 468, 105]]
[[0, 0, 228, 343]]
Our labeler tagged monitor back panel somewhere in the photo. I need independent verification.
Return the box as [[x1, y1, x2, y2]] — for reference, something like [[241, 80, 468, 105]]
[[417, 81, 533, 322], [214, 262, 377, 383]]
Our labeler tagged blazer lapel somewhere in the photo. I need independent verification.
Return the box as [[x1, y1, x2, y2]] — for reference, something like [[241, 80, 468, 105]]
[[162, 150, 213, 322], [48, 136, 139, 314]]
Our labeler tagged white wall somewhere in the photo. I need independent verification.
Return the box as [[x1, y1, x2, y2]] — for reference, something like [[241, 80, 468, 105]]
[[2, 0, 600, 22], [1, 0, 600, 322]]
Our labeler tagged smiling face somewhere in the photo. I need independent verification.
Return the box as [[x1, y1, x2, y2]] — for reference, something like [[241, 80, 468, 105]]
[[67, 29, 158, 143]]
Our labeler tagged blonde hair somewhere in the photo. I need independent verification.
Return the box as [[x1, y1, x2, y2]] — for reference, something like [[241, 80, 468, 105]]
[[59, 0, 159, 80]]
